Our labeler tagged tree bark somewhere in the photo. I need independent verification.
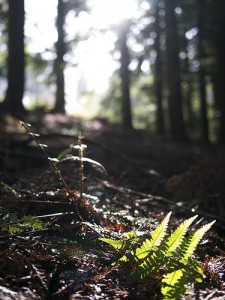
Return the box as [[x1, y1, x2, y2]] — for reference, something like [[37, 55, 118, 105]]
[[197, 0, 209, 143], [165, 0, 185, 140], [54, 0, 66, 113], [119, 20, 133, 130], [183, 36, 194, 132], [4, 0, 25, 115], [216, 46, 225, 143], [154, 4, 165, 135], [215, 0, 225, 143]]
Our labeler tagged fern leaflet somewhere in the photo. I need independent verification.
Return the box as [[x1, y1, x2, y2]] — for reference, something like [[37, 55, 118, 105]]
[[182, 220, 216, 262], [165, 215, 198, 255], [99, 238, 131, 250], [162, 258, 203, 299], [127, 247, 165, 284], [121, 212, 171, 262], [100, 230, 141, 252]]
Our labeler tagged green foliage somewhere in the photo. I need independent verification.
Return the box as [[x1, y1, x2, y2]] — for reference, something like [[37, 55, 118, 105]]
[[99, 72, 122, 124], [100, 212, 215, 300], [0, 210, 46, 234]]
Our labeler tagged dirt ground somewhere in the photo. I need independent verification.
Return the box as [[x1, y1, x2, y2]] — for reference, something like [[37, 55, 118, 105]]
[[0, 113, 225, 299]]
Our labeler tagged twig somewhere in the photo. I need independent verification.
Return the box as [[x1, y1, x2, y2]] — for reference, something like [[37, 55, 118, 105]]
[[35, 211, 75, 219], [102, 180, 225, 230], [101, 180, 159, 200], [15, 244, 49, 294], [19, 121, 79, 216]]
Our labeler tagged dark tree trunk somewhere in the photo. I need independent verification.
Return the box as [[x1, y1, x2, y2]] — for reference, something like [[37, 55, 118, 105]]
[[54, 0, 66, 113], [186, 81, 194, 128], [154, 4, 165, 135], [210, 73, 220, 138], [165, 0, 185, 140], [119, 20, 132, 130], [184, 38, 194, 132], [216, 46, 225, 143], [4, 0, 25, 115], [215, 1, 225, 143], [197, 0, 209, 143]]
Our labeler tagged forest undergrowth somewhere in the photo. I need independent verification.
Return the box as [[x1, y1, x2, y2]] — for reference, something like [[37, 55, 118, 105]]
[[0, 114, 225, 299]]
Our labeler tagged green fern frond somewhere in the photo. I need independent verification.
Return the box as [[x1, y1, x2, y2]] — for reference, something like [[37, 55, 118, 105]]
[[165, 215, 198, 255], [162, 258, 203, 299], [123, 230, 140, 239], [0, 215, 46, 234], [99, 214, 215, 300], [100, 229, 142, 251], [162, 268, 188, 299], [123, 212, 172, 261], [136, 211, 171, 259], [149, 212, 172, 248], [127, 247, 165, 284], [99, 238, 130, 250], [182, 220, 216, 262]]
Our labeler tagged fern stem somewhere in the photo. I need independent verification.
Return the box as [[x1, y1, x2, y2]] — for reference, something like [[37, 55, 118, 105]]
[[20, 121, 77, 215]]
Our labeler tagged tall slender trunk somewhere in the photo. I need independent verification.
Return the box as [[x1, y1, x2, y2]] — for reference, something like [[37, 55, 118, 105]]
[[215, 1, 225, 143], [165, 0, 185, 140], [154, 4, 165, 135], [197, 0, 209, 143], [54, 0, 66, 113], [119, 20, 132, 130], [184, 37, 194, 131], [216, 45, 225, 143], [5, 0, 25, 115]]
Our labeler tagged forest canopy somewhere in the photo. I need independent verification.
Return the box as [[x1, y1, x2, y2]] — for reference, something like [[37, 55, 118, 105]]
[[0, 0, 225, 142]]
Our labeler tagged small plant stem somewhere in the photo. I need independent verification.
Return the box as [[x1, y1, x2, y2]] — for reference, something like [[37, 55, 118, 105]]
[[20, 122, 77, 214], [78, 132, 84, 200]]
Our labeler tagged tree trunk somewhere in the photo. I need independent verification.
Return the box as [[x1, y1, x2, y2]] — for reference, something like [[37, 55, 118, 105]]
[[54, 0, 66, 113], [119, 20, 133, 130], [197, 0, 209, 143], [216, 46, 225, 143], [215, 1, 225, 143], [165, 0, 185, 140], [154, 4, 165, 135], [183, 38, 194, 132], [4, 0, 25, 115]]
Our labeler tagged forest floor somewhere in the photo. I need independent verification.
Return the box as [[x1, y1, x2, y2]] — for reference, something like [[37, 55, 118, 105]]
[[0, 113, 225, 299]]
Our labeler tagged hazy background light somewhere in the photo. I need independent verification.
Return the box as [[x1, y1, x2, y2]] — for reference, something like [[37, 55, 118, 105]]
[[24, 0, 140, 116], [88, 0, 138, 27], [25, 0, 57, 53]]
